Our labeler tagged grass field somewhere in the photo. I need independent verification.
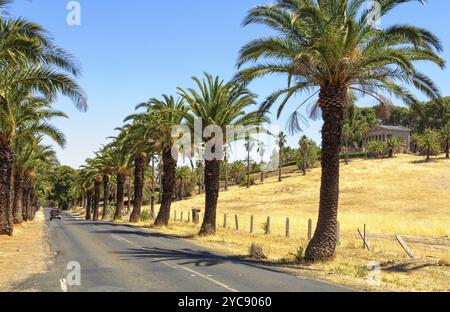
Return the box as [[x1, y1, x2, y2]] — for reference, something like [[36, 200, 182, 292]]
[[117, 154, 450, 291]]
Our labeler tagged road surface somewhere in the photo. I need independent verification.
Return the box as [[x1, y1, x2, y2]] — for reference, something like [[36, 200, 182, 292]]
[[14, 209, 350, 292]]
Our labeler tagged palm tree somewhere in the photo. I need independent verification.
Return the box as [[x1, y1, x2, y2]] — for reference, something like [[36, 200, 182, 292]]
[[96, 142, 132, 221], [277, 132, 287, 182], [411, 133, 421, 154], [0, 4, 87, 235], [12, 97, 67, 224], [244, 135, 256, 188], [441, 122, 450, 159], [178, 73, 264, 235], [418, 129, 442, 161], [387, 137, 404, 158], [126, 95, 187, 226], [257, 141, 266, 182], [236, 0, 444, 262]]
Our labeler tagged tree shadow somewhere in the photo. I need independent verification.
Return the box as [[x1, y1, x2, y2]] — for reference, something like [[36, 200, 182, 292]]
[[111, 245, 311, 275], [380, 261, 440, 273]]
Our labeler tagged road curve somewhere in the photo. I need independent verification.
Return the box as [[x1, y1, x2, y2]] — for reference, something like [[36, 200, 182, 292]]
[[14, 209, 350, 292]]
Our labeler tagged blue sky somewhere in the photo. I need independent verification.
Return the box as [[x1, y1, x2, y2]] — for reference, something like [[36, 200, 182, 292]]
[[10, 0, 450, 168]]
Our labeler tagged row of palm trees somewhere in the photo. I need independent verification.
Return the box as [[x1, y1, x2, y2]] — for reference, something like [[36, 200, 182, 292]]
[[0, 0, 87, 236], [78, 0, 445, 262], [80, 73, 265, 236]]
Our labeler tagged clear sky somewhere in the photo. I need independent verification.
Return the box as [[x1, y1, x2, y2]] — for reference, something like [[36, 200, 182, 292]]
[[10, 0, 450, 168]]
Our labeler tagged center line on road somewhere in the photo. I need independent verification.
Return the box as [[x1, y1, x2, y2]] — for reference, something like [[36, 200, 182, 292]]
[[110, 234, 238, 292]]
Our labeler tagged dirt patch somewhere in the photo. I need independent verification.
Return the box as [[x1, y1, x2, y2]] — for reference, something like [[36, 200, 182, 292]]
[[0, 209, 51, 291]]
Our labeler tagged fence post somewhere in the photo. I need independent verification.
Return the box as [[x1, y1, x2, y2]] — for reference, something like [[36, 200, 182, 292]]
[[250, 215, 254, 234], [235, 215, 239, 231], [180, 211, 183, 222], [223, 213, 227, 228], [174, 210, 177, 222], [187, 212, 191, 223], [308, 219, 313, 241], [363, 224, 367, 249], [285, 218, 290, 238], [265, 216, 271, 235]]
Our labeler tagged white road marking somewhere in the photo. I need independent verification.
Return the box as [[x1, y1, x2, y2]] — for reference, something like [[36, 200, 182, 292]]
[[111, 234, 238, 292]]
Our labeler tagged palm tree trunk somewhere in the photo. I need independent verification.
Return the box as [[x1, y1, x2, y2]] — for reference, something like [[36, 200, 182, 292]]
[[0, 144, 13, 235], [305, 84, 346, 262], [101, 175, 110, 220], [85, 190, 93, 220], [22, 177, 31, 222], [155, 147, 176, 227], [150, 155, 155, 219], [446, 139, 449, 159], [224, 155, 228, 191], [246, 150, 251, 188], [13, 172, 24, 224], [28, 190, 36, 221], [126, 177, 131, 214], [199, 158, 221, 236], [278, 149, 282, 182], [93, 181, 101, 221], [114, 173, 125, 221], [130, 155, 145, 223]]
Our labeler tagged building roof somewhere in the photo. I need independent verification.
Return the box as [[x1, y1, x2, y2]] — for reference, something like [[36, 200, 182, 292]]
[[371, 125, 411, 132]]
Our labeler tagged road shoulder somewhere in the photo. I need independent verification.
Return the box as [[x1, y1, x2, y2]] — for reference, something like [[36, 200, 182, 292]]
[[0, 209, 51, 291]]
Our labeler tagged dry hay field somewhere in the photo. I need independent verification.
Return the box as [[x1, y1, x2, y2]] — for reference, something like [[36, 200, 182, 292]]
[[129, 154, 450, 292]]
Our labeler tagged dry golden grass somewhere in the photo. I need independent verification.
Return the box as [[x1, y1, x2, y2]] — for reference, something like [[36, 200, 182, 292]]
[[124, 154, 450, 291], [0, 209, 50, 291]]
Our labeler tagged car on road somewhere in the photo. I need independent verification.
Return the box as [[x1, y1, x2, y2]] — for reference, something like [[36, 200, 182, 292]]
[[50, 209, 62, 221]]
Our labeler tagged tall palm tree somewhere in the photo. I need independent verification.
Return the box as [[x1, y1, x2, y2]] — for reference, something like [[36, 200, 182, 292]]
[[125, 95, 187, 226], [0, 4, 87, 235], [12, 98, 66, 224], [178, 73, 265, 235], [95, 142, 132, 221], [236, 0, 444, 261], [277, 132, 287, 182]]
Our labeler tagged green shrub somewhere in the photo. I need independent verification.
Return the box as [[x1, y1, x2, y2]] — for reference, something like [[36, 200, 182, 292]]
[[140, 209, 152, 221], [367, 141, 387, 158]]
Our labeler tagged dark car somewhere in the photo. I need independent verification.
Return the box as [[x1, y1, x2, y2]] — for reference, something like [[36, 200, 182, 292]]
[[50, 209, 62, 221]]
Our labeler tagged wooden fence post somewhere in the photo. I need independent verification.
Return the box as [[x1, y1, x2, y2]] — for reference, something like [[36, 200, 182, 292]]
[[363, 224, 367, 249], [265, 216, 271, 235], [250, 215, 254, 234], [180, 211, 183, 222], [223, 214, 227, 228], [285, 218, 290, 238], [235, 215, 239, 231], [174, 211, 177, 222], [308, 219, 313, 241], [187, 212, 191, 223], [358, 227, 372, 251], [396, 235, 415, 258]]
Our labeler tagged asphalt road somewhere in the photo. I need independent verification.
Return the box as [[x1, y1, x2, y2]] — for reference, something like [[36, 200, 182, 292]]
[[14, 208, 350, 292]]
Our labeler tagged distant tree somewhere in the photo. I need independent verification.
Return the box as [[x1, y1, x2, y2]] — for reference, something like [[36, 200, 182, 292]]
[[368, 141, 387, 159], [387, 137, 404, 158], [441, 122, 450, 159], [418, 130, 442, 161], [297, 136, 319, 175], [276, 132, 287, 182]]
